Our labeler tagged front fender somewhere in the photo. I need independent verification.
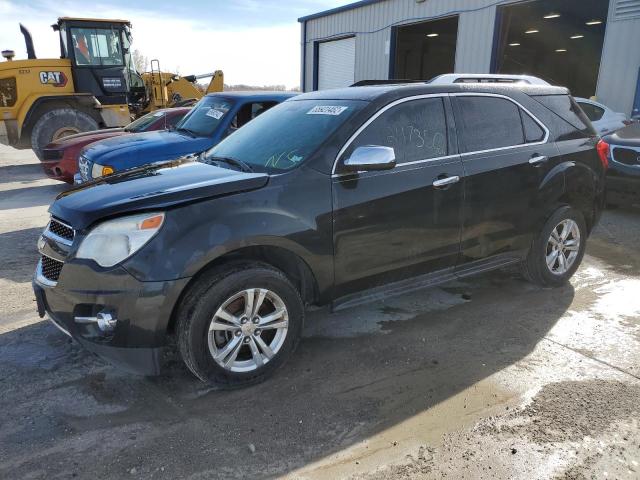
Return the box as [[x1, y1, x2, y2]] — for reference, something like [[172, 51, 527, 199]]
[[123, 166, 334, 294]]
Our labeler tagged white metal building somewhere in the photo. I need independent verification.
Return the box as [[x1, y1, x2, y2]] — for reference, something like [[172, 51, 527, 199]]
[[299, 0, 640, 117]]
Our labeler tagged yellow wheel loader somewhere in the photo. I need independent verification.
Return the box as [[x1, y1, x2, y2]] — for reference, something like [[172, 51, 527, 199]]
[[0, 18, 223, 159]]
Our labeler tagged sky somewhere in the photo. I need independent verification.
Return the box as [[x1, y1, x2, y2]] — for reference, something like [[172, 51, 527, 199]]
[[0, 0, 350, 89]]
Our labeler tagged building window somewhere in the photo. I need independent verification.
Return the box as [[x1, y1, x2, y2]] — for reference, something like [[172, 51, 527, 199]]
[[493, 0, 610, 98], [392, 16, 459, 81]]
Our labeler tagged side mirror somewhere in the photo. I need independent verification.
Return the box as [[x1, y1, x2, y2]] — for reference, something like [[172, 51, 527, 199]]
[[343, 145, 396, 172]]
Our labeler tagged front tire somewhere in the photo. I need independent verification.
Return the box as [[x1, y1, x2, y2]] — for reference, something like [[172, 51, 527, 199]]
[[30, 108, 99, 160], [176, 264, 304, 386], [523, 206, 587, 287]]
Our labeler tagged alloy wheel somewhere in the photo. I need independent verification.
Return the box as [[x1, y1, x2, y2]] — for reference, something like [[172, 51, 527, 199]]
[[546, 219, 580, 275], [207, 288, 289, 372]]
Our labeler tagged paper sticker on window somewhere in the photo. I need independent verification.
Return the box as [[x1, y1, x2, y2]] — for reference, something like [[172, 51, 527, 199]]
[[206, 109, 225, 119], [307, 105, 348, 116]]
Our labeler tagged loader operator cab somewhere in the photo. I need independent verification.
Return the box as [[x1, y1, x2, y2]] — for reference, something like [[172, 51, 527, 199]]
[[54, 18, 144, 106]]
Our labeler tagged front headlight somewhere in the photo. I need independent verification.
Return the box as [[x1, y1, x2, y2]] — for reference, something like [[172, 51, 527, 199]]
[[76, 212, 165, 267], [91, 163, 115, 179]]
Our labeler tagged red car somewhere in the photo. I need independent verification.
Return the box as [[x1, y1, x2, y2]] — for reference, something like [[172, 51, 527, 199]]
[[40, 107, 191, 183]]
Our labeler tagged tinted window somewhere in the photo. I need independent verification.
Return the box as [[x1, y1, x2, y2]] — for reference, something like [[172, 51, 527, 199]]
[[532, 95, 595, 137], [204, 100, 363, 173], [344, 98, 448, 164], [166, 111, 187, 128], [577, 102, 605, 122], [456, 97, 524, 152], [520, 109, 545, 143], [175, 97, 233, 137], [125, 111, 165, 132]]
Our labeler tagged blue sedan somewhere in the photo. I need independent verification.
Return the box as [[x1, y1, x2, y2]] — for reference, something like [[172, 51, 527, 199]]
[[77, 91, 297, 183]]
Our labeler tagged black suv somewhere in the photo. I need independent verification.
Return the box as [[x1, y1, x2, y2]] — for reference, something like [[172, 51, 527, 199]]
[[34, 83, 607, 385]]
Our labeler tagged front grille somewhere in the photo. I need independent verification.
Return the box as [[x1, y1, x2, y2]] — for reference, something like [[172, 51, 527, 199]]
[[612, 147, 640, 166], [49, 218, 74, 242], [41, 255, 63, 282], [43, 149, 64, 161]]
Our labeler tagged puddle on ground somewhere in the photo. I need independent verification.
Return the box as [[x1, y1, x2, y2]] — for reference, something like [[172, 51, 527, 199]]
[[304, 286, 470, 338]]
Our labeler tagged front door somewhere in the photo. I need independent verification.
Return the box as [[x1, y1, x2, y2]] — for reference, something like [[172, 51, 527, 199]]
[[332, 96, 464, 297]]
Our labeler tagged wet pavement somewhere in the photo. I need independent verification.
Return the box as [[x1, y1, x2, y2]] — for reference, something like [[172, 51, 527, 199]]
[[1, 146, 639, 479]]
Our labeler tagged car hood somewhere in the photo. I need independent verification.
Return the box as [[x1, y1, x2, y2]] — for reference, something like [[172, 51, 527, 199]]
[[46, 129, 129, 150], [50, 159, 269, 229], [603, 122, 640, 147], [81, 130, 213, 165]]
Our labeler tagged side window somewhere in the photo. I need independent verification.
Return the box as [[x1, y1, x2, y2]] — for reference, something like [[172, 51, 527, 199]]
[[577, 102, 605, 122], [230, 102, 278, 131], [456, 97, 524, 152], [165, 113, 184, 129], [532, 94, 594, 137], [520, 109, 545, 143], [344, 97, 448, 164]]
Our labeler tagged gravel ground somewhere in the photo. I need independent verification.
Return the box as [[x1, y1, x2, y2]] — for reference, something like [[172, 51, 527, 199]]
[[0, 145, 639, 479]]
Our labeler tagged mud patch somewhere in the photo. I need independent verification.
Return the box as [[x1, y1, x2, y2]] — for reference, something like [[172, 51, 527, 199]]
[[486, 380, 640, 444]]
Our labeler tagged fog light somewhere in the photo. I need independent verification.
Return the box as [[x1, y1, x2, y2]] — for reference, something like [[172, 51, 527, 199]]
[[97, 312, 117, 332], [74, 310, 118, 332]]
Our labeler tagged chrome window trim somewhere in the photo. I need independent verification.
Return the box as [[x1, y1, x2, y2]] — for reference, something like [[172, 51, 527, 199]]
[[332, 93, 450, 176], [450, 92, 550, 157], [331, 92, 551, 176]]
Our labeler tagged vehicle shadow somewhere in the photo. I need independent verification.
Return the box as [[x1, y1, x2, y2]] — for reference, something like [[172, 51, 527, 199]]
[[0, 183, 67, 210], [0, 227, 43, 283], [0, 163, 49, 185], [0, 271, 575, 479]]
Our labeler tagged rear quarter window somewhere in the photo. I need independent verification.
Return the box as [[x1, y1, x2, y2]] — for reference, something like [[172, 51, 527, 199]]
[[533, 94, 596, 138]]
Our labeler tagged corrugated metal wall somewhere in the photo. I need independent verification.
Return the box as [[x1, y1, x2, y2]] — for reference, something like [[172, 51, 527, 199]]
[[301, 0, 640, 115]]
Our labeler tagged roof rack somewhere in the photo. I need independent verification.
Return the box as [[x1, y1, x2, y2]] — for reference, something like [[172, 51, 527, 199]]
[[350, 74, 551, 88], [429, 74, 551, 86], [350, 79, 427, 87]]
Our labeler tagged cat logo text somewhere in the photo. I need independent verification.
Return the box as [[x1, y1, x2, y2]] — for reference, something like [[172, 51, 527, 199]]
[[39, 71, 68, 88]]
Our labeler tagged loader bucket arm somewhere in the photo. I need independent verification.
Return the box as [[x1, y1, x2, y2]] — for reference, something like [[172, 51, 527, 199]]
[[205, 70, 224, 94]]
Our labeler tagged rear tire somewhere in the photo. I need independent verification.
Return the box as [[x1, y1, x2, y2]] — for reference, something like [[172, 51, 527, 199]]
[[176, 263, 304, 386], [30, 108, 99, 160], [522, 206, 587, 287]]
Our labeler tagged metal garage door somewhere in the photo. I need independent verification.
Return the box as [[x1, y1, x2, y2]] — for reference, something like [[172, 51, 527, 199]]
[[317, 37, 355, 90]]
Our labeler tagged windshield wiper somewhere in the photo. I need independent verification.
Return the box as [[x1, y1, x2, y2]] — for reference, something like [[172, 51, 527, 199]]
[[208, 156, 253, 173], [176, 127, 197, 138]]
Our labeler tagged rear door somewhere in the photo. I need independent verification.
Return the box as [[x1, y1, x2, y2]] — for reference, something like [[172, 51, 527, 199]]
[[332, 95, 464, 296], [451, 93, 557, 266]]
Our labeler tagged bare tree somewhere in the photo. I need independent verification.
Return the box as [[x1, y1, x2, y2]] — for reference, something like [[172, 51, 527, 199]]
[[132, 49, 149, 73]]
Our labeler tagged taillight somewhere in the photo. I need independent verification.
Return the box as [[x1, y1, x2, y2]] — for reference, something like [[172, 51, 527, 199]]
[[596, 139, 610, 170]]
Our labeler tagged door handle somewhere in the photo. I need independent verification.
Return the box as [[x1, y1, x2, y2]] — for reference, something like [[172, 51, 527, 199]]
[[433, 175, 460, 188], [529, 155, 548, 165]]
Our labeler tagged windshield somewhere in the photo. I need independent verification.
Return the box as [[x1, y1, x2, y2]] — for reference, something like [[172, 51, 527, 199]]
[[203, 99, 364, 172], [175, 96, 233, 137], [125, 111, 165, 132], [70, 27, 124, 66]]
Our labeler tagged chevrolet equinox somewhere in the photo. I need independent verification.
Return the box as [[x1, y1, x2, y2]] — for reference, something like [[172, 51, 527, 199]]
[[34, 83, 607, 386]]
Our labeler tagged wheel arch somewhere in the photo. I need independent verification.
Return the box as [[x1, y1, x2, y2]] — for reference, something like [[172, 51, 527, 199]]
[[538, 160, 602, 233], [19, 94, 102, 143], [166, 244, 320, 335]]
